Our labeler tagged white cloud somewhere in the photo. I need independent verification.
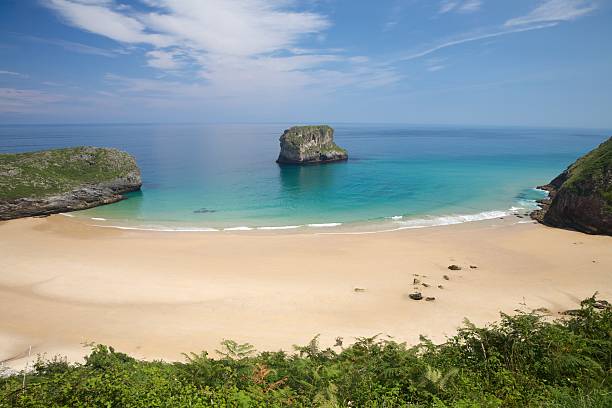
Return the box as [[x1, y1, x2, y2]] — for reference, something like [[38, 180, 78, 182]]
[[146, 49, 182, 70], [141, 0, 329, 57], [439, 0, 482, 14], [45, 0, 173, 47], [42, 0, 399, 105], [505, 0, 597, 27], [0, 70, 28, 78], [44, 0, 329, 57]]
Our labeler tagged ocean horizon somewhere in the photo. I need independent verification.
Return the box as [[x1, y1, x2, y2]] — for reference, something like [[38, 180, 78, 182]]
[[1, 123, 609, 232]]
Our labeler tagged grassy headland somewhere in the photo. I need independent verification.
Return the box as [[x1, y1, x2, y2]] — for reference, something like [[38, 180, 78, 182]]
[[0, 147, 139, 200]]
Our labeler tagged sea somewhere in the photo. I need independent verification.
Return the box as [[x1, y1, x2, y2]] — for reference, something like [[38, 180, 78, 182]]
[[1, 123, 609, 233]]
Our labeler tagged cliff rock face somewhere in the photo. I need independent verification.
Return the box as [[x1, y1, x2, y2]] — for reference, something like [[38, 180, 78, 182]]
[[0, 146, 142, 220], [276, 125, 348, 164], [531, 137, 611, 235]]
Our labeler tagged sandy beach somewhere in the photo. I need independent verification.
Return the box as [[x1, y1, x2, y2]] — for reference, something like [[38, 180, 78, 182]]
[[1, 215, 611, 370]]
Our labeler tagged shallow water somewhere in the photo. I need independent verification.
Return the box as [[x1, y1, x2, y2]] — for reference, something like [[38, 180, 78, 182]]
[[1, 123, 609, 231]]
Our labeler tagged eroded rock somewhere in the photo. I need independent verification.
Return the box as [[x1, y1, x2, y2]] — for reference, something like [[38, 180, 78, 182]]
[[276, 125, 348, 164]]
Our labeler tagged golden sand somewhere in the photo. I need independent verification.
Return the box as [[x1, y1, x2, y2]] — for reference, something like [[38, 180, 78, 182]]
[[1, 215, 610, 369]]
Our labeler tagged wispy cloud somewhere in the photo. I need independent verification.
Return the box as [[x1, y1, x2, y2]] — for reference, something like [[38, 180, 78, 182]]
[[383, 0, 414, 32], [439, 0, 483, 14], [401, 0, 596, 62], [505, 0, 597, 27], [22, 35, 119, 57], [0, 70, 29, 78], [0, 88, 65, 112], [399, 22, 557, 61], [426, 58, 447, 72]]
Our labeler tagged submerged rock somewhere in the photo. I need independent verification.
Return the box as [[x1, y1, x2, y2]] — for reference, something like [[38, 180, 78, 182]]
[[276, 125, 348, 164], [194, 208, 216, 214], [531, 137, 611, 235], [448, 265, 462, 271], [0, 146, 142, 220]]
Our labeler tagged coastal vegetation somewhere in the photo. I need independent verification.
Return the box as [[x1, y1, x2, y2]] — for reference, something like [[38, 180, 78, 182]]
[[2, 295, 610, 407], [0, 147, 141, 220], [533, 136, 611, 234]]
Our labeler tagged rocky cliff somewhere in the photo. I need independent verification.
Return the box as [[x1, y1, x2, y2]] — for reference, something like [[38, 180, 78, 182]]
[[276, 125, 348, 164], [531, 137, 611, 235], [0, 146, 142, 220]]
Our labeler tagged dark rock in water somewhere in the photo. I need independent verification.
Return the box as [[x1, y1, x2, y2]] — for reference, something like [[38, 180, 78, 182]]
[[0, 147, 142, 220], [276, 125, 348, 164], [531, 137, 611, 235], [448, 265, 462, 271], [408, 292, 423, 300], [469, 265, 478, 269], [443, 275, 450, 281], [437, 285, 444, 289], [194, 208, 216, 214]]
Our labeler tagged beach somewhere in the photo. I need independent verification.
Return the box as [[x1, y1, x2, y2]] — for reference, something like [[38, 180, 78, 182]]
[[1, 215, 610, 370]]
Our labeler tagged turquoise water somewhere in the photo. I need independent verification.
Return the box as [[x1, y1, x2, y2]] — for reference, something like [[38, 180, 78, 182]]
[[1, 124, 609, 231]]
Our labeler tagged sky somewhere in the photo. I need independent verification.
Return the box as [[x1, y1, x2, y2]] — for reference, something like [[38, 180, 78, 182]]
[[0, 0, 611, 127]]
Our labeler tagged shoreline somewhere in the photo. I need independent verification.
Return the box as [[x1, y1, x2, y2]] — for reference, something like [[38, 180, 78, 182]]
[[1, 214, 611, 371], [63, 202, 540, 235]]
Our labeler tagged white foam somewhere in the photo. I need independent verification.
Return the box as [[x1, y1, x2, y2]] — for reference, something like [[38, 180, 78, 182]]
[[257, 225, 302, 230], [396, 210, 509, 228], [389, 215, 403, 220], [59, 213, 75, 217], [223, 226, 253, 231], [307, 223, 342, 228], [319, 210, 512, 235], [91, 217, 106, 221]]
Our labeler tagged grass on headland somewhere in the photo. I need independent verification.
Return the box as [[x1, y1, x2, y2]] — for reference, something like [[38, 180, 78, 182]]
[[1, 295, 610, 407], [562, 136, 611, 207], [0, 147, 138, 200]]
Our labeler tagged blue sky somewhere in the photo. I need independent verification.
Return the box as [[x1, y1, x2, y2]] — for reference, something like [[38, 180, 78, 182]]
[[1, 0, 611, 127]]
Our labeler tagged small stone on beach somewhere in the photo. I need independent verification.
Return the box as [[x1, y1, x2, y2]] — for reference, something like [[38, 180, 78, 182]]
[[408, 292, 423, 300], [354, 288, 366, 292], [443, 275, 450, 280], [448, 265, 462, 270], [425, 297, 436, 302]]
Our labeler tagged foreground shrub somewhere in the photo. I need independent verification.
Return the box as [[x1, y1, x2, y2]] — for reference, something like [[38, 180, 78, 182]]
[[1, 295, 610, 407]]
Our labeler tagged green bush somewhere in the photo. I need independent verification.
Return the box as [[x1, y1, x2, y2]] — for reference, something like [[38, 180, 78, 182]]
[[1, 296, 610, 407]]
